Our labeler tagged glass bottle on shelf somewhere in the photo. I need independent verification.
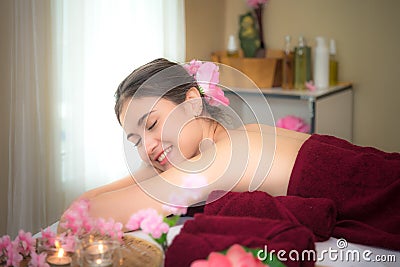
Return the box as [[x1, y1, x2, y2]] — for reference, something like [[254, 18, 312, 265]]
[[329, 39, 338, 86], [282, 35, 294, 89], [314, 36, 329, 89], [227, 34, 239, 58], [294, 36, 311, 90]]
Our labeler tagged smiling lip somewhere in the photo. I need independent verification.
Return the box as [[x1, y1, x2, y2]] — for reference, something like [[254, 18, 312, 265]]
[[155, 146, 172, 165]]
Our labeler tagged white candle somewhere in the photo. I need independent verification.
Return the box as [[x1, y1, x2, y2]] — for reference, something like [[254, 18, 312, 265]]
[[47, 248, 72, 266], [84, 242, 113, 267], [86, 243, 109, 255]]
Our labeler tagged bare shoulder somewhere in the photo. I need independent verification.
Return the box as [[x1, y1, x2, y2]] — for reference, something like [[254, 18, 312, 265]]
[[244, 124, 310, 140], [224, 123, 311, 143]]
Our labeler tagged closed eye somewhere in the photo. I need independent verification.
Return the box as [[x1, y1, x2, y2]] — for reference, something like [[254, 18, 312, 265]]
[[134, 138, 142, 147], [147, 120, 157, 130]]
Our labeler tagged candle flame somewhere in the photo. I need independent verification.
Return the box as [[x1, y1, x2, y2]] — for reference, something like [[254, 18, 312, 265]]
[[54, 240, 60, 249], [96, 259, 102, 264], [58, 248, 65, 258]]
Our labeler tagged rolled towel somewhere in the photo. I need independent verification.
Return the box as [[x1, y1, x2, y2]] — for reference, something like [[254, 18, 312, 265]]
[[288, 134, 400, 250], [205, 190, 337, 241]]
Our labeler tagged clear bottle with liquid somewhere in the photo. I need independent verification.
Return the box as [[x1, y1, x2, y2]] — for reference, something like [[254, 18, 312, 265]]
[[294, 36, 311, 90], [314, 36, 329, 89], [282, 35, 294, 89], [329, 39, 338, 86], [227, 35, 239, 58]]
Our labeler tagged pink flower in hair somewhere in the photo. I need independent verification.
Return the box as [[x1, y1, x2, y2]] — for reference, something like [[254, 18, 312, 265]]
[[184, 60, 230, 107], [183, 59, 202, 76]]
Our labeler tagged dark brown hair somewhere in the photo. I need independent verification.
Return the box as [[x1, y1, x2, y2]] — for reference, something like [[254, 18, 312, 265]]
[[114, 58, 224, 125]]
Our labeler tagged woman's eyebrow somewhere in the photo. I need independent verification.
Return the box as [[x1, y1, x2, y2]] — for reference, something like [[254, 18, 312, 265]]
[[126, 133, 137, 140], [126, 110, 157, 139], [137, 110, 155, 126]]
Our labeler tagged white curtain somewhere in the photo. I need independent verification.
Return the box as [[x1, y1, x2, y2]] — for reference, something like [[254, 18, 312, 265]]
[[7, 0, 64, 237], [6, 0, 185, 237], [56, 0, 186, 206]]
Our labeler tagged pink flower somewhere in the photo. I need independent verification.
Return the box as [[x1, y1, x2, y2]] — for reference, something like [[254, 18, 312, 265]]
[[276, 115, 310, 133], [126, 208, 157, 231], [162, 203, 187, 216], [162, 175, 209, 216], [191, 252, 232, 267], [58, 233, 76, 253], [125, 208, 169, 239], [226, 244, 265, 267], [184, 60, 230, 107], [191, 244, 266, 267], [61, 199, 93, 235], [139, 213, 169, 239], [0, 235, 11, 258], [6, 241, 23, 267], [94, 218, 123, 241], [184, 59, 202, 76], [15, 230, 36, 257], [28, 251, 50, 267], [246, 0, 268, 8], [305, 80, 317, 91], [39, 227, 56, 250]]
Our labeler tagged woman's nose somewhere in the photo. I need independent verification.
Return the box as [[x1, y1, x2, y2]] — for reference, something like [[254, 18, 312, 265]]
[[144, 135, 159, 156]]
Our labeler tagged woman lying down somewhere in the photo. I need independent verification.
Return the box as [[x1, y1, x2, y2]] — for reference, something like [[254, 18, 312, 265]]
[[59, 58, 400, 264]]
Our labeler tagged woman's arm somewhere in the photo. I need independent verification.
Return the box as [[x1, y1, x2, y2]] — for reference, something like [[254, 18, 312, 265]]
[[76, 162, 158, 200], [82, 125, 310, 225], [58, 163, 159, 233]]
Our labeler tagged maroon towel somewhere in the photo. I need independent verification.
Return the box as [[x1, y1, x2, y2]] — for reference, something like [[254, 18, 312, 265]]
[[204, 190, 337, 241], [288, 134, 400, 250], [165, 214, 315, 267]]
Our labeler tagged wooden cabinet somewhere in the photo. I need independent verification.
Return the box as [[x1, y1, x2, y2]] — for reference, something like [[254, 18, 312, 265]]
[[224, 83, 353, 141]]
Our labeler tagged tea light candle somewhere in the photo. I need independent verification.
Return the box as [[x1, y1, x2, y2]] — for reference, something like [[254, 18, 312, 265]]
[[84, 242, 113, 267], [86, 243, 108, 255], [47, 248, 72, 266]]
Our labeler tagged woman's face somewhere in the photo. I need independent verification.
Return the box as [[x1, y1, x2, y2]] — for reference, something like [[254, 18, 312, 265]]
[[120, 95, 204, 172]]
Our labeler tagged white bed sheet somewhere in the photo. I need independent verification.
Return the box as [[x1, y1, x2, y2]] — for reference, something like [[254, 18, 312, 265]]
[[36, 222, 399, 266]]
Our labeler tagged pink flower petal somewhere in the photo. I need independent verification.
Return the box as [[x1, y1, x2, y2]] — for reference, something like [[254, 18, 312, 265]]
[[208, 252, 232, 267]]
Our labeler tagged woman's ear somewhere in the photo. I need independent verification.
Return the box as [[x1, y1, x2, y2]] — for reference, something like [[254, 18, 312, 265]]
[[185, 87, 202, 100], [185, 87, 203, 117]]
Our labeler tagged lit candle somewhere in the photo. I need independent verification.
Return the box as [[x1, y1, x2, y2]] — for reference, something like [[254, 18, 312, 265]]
[[47, 248, 72, 266], [84, 242, 113, 267], [86, 243, 108, 255]]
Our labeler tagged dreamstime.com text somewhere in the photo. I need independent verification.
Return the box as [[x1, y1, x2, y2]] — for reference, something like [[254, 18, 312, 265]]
[[256, 238, 397, 263]]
